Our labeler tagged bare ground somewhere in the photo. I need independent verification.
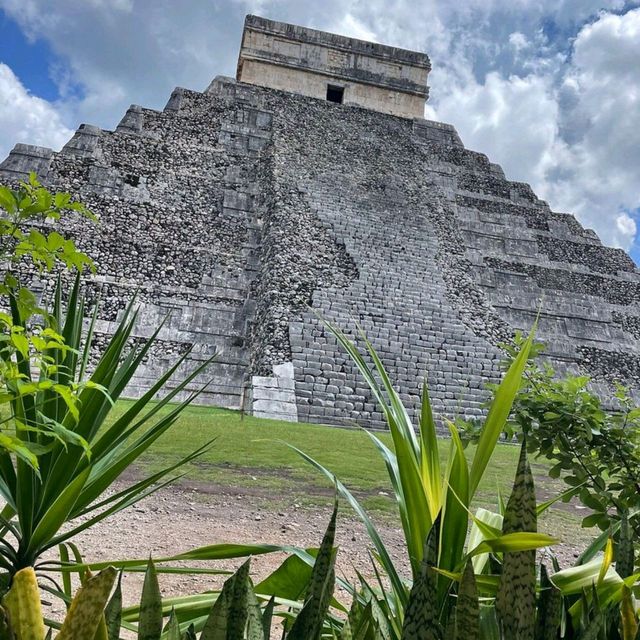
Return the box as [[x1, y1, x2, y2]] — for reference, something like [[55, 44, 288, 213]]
[[41, 473, 588, 629]]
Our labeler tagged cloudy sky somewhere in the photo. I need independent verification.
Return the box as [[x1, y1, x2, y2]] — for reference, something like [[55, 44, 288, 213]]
[[1, 1, 639, 260]]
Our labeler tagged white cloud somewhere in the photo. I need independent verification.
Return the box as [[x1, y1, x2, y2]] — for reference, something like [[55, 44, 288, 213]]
[[428, 7, 640, 251], [0, 63, 73, 160]]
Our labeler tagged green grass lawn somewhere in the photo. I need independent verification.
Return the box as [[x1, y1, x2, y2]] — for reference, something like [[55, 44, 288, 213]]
[[119, 400, 590, 548]]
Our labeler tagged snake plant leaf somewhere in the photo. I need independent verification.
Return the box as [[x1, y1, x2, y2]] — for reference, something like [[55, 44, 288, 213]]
[[200, 559, 253, 640], [138, 559, 162, 640], [534, 565, 561, 640], [162, 609, 181, 640], [261, 596, 275, 640], [200, 578, 230, 640], [400, 515, 444, 640], [495, 442, 537, 640], [104, 571, 122, 640], [620, 585, 638, 640], [227, 559, 251, 639], [617, 511, 634, 580], [2, 567, 45, 640], [453, 562, 479, 640], [287, 500, 338, 640], [245, 578, 265, 640], [56, 566, 117, 640]]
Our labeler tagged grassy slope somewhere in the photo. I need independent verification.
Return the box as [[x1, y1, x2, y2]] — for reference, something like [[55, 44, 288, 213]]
[[124, 401, 590, 547]]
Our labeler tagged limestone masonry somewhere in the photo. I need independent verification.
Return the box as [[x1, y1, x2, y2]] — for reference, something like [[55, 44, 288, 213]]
[[2, 16, 639, 429]]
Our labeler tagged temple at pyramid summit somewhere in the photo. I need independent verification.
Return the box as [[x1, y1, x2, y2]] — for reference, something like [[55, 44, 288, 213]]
[[2, 15, 640, 428]]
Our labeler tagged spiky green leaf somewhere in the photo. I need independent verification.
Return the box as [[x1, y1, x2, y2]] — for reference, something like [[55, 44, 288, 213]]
[[495, 442, 537, 640], [454, 562, 479, 640], [287, 501, 338, 640], [401, 515, 444, 640], [534, 565, 561, 640], [138, 560, 162, 640]]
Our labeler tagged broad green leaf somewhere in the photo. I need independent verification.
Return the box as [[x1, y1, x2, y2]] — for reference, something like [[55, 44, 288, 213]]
[[469, 328, 534, 497]]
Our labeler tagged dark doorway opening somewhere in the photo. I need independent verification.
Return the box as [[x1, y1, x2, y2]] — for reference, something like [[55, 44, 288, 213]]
[[326, 85, 344, 104]]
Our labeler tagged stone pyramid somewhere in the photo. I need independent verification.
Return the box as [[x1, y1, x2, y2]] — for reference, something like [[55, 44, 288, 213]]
[[2, 15, 638, 429]]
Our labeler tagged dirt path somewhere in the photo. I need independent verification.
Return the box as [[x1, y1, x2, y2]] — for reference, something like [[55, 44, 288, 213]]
[[44, 476, 587, 629], [46, 480, 408, 620]]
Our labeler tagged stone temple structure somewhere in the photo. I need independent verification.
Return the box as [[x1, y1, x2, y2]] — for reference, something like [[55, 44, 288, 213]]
[[2, 15, 639, 429]]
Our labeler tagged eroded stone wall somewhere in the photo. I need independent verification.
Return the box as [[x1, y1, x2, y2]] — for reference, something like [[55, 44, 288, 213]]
[[2, 76, 640, 428]]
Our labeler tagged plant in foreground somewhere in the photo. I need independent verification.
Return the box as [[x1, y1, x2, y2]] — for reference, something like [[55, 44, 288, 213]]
[[0, 173, 96, 469], [501, 334, 640, 539], [292, 322, 640, 638]]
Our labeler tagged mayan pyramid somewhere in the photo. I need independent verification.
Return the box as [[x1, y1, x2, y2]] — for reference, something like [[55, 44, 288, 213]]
[[2, 15, 639, 429]]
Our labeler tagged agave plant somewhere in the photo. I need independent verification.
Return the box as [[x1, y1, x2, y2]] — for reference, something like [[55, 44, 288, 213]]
[[0, 274, 215, 577]]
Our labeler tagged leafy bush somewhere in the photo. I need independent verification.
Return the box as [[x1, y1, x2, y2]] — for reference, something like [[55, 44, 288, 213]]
[[0, 177, 215, 578], [0, 173, 96, 468], [294, 323, 640, 639], [464, 333, 640, 540]]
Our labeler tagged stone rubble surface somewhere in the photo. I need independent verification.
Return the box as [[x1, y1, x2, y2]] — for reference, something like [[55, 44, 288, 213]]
[[2, 76, 640, 429]]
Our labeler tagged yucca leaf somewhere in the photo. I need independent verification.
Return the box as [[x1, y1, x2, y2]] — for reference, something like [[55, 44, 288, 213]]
[[439, 422, 469, 582], [56, 566, 117, 640], [287, 500, 338, 640], [534, 565, 561, 640], [289, 444, 407, 608], [469, 328, 533, 497], [495, 442, 537, 640], [467, 508, 503, 575], [432, 568, 500, 596], [323, 320, 432, 574], [25, 466, 90, 560], [454, 562, 479, 640], [419, 380, 442, 524], [138, 559, 162, 640], [401, 515, 444, 640]]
